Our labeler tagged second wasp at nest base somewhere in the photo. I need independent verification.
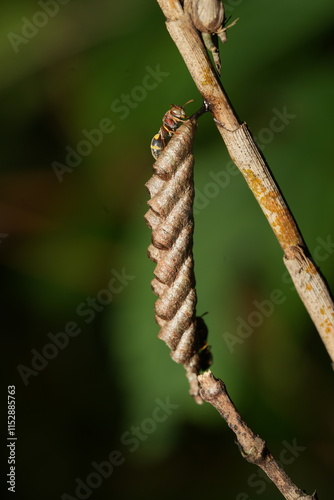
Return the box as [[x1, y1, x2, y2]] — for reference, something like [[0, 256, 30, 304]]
[[150, 100, 193, 159]]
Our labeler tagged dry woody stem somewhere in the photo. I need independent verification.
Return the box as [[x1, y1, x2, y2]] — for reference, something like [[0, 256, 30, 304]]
[[152, 1, 331, 498], [157, 0, 334, 366], [199, 371, 318, 500]]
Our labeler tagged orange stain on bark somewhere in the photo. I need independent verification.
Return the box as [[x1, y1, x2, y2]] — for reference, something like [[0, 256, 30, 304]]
[[242, 169, 301, 248], [305, 263, 317, 275], [201, 70, 215, 87]]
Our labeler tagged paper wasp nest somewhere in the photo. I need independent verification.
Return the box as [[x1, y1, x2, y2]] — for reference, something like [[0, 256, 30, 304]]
[[145, 116, 211, 404]]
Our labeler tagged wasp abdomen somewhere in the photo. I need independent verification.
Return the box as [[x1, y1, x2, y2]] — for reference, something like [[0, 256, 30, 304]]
[[150, 127, 170, 160]]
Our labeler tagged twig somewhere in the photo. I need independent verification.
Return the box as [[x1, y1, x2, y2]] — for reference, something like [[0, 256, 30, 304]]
[[198, 371, 318, 500], [156, 0, 334, 366], [150, 1, 329, 498]]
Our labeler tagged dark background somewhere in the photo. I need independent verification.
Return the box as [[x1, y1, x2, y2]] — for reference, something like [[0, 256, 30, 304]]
[[1, 1, 334, 499]]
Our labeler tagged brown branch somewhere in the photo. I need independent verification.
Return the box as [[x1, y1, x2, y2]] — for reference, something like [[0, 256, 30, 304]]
[[149, 1, 329, 499], [198, 371, 318, 500], [156, 0, 334, 366]]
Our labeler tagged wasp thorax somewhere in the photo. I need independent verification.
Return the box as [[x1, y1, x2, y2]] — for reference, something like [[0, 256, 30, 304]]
[[163, 105, 187, 131]]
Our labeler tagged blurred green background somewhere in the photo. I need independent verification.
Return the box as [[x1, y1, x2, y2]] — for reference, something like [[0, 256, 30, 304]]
[[1, 1, 334, 499]]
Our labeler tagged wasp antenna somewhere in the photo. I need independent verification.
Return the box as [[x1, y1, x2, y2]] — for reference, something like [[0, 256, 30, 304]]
[[183, 99, 194, 107]]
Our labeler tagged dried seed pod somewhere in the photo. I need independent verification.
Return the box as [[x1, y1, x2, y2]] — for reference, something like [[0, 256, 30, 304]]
[[145, 115, 210, 403], [186, 0, 225, 34], [184, 0, 239, 74]]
